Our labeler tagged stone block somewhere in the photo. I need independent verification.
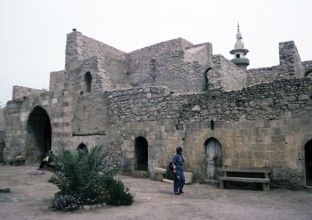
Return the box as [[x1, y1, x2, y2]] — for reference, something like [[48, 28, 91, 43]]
[[184, 171, 193, 184], [253, 159, 266, 168], [155, 167, 167, 174], [155, 173, 164, 181]]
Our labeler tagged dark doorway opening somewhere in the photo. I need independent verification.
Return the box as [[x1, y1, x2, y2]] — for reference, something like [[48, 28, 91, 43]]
[[135, 137, 148, 171], [77, 143, 88, 152], [26, 106, 51, 163], [305, 140, 312, 186]]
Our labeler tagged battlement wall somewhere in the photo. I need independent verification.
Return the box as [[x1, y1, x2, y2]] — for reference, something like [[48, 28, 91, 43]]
[[278, 41, 304, 78]]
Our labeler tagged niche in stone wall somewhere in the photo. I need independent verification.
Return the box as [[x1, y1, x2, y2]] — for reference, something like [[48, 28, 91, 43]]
[[135, 136, 148, 171], [84, 72, 92, 93]]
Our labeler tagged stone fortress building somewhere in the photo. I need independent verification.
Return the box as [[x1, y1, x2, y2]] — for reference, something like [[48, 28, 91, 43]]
[[1, 26, 312, 187]]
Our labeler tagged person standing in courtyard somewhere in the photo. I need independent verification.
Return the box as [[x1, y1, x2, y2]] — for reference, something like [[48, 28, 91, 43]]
[[172, 146, 185, 195]]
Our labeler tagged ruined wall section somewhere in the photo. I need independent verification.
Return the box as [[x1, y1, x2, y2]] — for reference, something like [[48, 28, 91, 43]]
[[142, 50, 208, 93], [209, 55, 247, 91], [246, 66, 279, 86], [278, 41, 304, 79], [12, 86, 43, 100], [49, 70, 66, 94], [65, 31, 127, 93], [3, 100, 24, 162], [128, 40, 216, 93], [247, 41, 304, 87], [303, 60, 312, 77]]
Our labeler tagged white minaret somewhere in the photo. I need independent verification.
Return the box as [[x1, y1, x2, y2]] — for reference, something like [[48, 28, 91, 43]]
[[230, 23, 250, 70]]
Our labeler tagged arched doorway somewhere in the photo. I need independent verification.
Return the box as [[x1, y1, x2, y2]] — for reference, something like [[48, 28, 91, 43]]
[[26, 106, 51, 163], [135, 136, 148, 171], [204, 138, 222, 180], [305, 140, 312, 186], [77, 143, 88, 152]]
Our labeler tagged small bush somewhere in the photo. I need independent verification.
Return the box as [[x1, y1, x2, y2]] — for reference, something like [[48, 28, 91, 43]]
[[105, 179, 134, 206], [49, 145, 135, 211], [51, 192, 80, 212]]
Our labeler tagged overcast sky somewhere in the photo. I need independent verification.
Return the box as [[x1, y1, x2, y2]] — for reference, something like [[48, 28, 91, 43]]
[[1, 0, 311, 106]]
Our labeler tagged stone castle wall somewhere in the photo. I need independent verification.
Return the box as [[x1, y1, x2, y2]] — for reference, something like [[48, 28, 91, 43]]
[[64, 78, 311, 184], [2, 31, 312, 186]]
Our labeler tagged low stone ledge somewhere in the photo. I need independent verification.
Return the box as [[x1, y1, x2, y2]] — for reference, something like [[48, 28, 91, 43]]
[[14, 156, 25, 166]]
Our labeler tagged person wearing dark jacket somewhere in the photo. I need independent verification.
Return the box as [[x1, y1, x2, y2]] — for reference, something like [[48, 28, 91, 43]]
[[171, 146, 185, 195]]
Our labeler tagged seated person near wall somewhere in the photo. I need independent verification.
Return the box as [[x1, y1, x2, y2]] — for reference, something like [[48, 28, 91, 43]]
[[38, 150, 54, 170]]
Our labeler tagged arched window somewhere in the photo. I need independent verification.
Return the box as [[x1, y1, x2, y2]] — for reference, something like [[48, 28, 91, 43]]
[[84, 72, 92, 93]]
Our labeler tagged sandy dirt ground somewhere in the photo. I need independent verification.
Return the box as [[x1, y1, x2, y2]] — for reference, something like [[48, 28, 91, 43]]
[[1, 165, 312, 220]]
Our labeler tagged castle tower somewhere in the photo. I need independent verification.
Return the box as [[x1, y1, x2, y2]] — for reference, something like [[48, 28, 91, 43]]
[[230, 24, 250, 70]]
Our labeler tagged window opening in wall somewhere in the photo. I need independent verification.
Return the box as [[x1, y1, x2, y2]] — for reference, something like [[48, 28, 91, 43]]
[[305, 140, 312, 186], [210, 120, 214, 130], [236, 54, 240, 58], [135, 136, 148, 171], [84, 72, 92, 93]]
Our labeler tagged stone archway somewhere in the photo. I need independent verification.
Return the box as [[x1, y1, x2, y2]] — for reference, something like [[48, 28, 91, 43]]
[[26, 106, 51, 163], [77, 143, 88, 152], [135, 136, 148, 171], [204, 137, 222, 180], [305, 140, 312, 186]]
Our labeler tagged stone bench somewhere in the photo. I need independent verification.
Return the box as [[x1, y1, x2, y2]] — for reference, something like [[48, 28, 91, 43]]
[[219, 167, 271, 191]]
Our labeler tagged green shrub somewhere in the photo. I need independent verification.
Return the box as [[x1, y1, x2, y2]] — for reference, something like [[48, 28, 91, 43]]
[[49, 145, 134, 211], [105, 179, 134, 206]]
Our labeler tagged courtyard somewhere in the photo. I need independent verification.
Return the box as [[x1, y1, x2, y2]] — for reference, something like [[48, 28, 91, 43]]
[[0, 165, 312, 220]]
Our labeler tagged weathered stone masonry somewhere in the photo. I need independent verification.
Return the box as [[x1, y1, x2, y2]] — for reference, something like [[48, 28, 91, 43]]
[[1, 29, 312, 187]]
